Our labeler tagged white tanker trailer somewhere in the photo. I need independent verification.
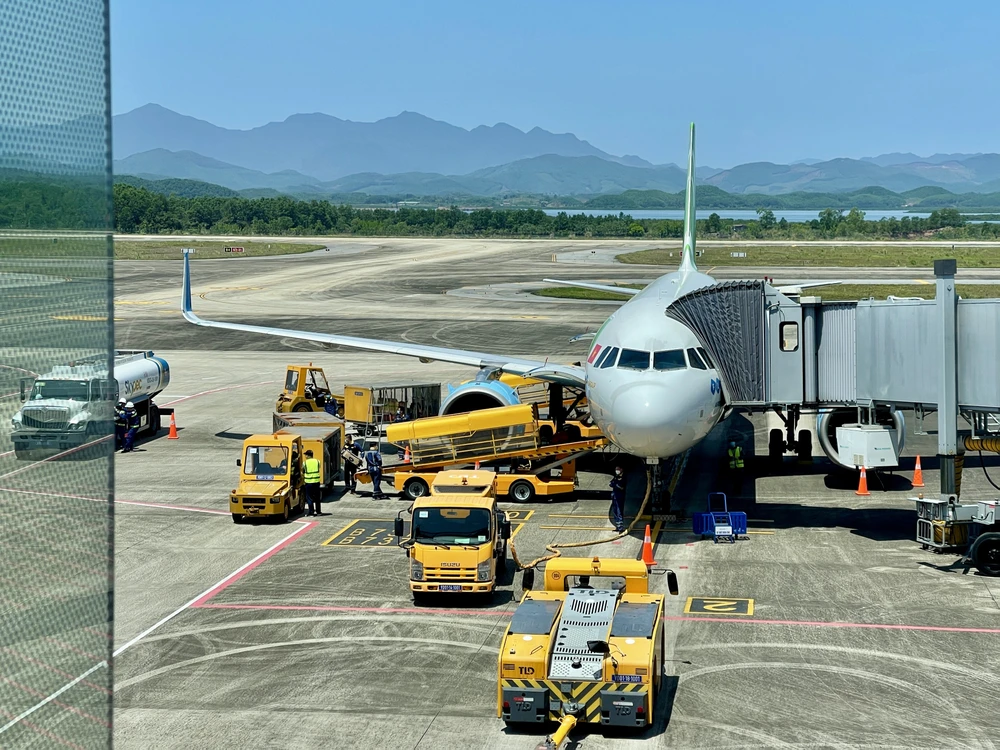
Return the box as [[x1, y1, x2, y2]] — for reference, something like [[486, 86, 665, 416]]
[[11, 350, 171, 459]]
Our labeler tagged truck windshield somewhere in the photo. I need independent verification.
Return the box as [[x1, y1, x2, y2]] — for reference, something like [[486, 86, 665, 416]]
[[308, 369, 329, 392], [413, 508, 492, 545], [244, 445, 289, 476], [29, 380, 90, 401]]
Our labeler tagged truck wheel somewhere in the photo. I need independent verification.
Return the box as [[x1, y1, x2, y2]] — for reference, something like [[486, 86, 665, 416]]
[[282, 502, 290, 523], [13, 449, 27, 461], [293, 403, 312, 413], [232, 514, 244, 524], [404, 478, 429, 501], [151, 405, 161, 434], [509, 480, 535, 503], [974, 537, 1000, 576]]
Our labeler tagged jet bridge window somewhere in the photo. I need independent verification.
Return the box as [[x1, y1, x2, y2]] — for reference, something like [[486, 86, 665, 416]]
[[652, 349, 686, 371], [686, 348, 708, 370], [617, 349, 650, 371], [780, 321, 799, 352], [597, 346, 620, 369]]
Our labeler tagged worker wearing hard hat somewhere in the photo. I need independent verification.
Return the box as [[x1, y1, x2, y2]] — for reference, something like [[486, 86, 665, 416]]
[[122, 401, 140, 452], [114, 398, 127, 451], [303, 449, 322, 516]]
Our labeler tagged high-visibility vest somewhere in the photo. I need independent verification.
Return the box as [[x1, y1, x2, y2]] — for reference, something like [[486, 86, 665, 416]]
[[728, 446, 744, 469], [303, 457, 321, 484]]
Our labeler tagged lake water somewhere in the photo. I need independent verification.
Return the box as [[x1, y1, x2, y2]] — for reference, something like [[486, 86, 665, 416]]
[[542, 209, 932, 221]]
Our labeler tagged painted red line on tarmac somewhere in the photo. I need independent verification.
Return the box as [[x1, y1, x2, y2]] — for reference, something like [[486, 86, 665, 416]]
[[0, 709, 86, 750], [664, 615, 1000, 634], [43, 637, 102, 663], [162, 380, 277, 407], [189, 521, 317, 607], [0, 676, 110, 727], [0, 486, 231, 516], [195, 603, 1000, 635], [0, 437, 110, 481], [0, 450, 14, 458]]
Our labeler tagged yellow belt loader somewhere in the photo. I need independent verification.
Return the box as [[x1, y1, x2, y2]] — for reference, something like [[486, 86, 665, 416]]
[[498, 556, 679, 741]]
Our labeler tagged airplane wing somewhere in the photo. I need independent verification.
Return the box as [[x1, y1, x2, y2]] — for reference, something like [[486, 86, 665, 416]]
[[541, 278, 641, 297], [181, 252, 586, 387]]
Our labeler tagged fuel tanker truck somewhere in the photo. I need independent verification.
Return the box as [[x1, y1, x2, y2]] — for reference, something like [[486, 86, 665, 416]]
[[11, 350, 171, 458]]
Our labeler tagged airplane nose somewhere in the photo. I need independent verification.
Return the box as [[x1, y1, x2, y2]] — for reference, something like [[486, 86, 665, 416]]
[[610, 383, 687, 457]]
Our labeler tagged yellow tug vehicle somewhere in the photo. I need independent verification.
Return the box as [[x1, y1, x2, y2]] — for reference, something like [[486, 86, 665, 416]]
[[498, 556, 678, 744]]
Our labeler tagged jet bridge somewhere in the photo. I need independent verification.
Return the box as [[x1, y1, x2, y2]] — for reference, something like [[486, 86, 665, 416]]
[[665, 260, 1000, 498]]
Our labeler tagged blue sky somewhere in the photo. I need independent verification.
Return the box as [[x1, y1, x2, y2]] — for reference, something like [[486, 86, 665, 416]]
[[111, 0, 999, 167]]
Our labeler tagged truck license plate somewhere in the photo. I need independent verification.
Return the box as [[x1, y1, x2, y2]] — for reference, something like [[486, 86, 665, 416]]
[[439, 584, 462, 592]]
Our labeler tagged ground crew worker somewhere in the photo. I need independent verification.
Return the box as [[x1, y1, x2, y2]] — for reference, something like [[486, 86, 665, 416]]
[[365, 442, 387, 499], [342, 432, 362, 494], [303, 449, 322, 516], [728, 440, 744, 471], [609, 465, 626, 533], [114, 398, 127, 451], [122, 401, 140, 452]]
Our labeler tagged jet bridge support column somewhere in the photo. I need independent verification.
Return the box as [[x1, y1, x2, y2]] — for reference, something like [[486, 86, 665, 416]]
[[935, 259, 959, 497]]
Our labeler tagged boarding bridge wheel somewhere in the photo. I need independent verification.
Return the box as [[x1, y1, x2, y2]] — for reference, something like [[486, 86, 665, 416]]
[[768, 429, 784, 466]]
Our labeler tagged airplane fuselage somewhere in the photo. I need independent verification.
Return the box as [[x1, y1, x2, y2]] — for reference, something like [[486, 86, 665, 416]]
[[584, 268, 724, 459]]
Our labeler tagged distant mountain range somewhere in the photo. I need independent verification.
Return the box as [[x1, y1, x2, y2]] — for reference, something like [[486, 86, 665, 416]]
[[111, 105, 1000, 198]]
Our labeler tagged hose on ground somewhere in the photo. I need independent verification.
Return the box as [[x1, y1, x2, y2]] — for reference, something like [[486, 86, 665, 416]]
[[509, 466, 654, 572]]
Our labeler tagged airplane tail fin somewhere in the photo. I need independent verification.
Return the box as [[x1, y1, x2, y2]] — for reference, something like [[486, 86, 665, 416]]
[[680, 122, 698, 273]]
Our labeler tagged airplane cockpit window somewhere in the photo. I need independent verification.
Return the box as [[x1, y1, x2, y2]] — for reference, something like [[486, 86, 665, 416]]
[[598, 347, 620, 369], [617, 349, 650, 370], [697, 346, 716, 369], [652, 349, 686, 371], [687, 348, 708, 370]]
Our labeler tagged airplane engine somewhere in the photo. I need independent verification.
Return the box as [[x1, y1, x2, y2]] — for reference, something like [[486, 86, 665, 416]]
[[816, 407, 906, 470], [440, 379, 521, 415]]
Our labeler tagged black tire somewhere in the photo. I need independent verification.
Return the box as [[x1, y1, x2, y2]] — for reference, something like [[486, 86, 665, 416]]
[[974, 537, 1000, 577], [281, 502, 290, 523], [797, 429, 812, 462], [232, 513, 243, 524], [768, 428, 784, 464], [293, 403, 312, 413], [13, 449, 28, 461], [509, 480, 535, 503], [412, 591, 430, 606], [404, 478, 429, 501]]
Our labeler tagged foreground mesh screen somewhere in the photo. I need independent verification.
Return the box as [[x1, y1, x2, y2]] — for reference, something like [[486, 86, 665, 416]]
[[0, 0, 114, 746]]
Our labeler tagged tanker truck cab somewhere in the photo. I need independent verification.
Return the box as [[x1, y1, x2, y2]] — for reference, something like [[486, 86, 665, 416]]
[[394, 470, 511, 599], [231, 434, 305, 523]]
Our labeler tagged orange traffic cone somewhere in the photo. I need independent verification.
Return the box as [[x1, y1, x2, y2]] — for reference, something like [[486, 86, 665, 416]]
[[855, 466, 870, 496], [167, 412, 178, 439], [641, 524, 655, 567], [474, 460, 480, 470], [403, 445, 411, 463], [912, 455, 924, 487]]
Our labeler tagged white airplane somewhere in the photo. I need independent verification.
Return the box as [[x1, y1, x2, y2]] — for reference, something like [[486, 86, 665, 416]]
[[181, 124, 834, 481]]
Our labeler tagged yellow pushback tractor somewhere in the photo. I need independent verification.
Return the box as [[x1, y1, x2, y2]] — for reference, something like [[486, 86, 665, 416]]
[[498, 556, 679, 742]]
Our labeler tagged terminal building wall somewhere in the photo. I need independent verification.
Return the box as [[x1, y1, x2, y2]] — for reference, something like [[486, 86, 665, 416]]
[[0, 1, 114, 746]]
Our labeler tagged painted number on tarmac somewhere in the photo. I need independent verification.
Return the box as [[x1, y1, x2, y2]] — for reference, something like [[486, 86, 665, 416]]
[[684, 597, 755, 616], [323, 519, 400, 547]]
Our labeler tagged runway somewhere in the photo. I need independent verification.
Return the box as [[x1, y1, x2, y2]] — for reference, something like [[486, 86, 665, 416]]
[[6, 237, 999, 748]]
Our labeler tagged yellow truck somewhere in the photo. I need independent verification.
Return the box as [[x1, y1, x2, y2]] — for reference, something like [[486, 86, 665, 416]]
[[498, 556, 679, 740], [231, 425, 341, 523], [393, 470, 512, 600], [275, 364, 342, 415]]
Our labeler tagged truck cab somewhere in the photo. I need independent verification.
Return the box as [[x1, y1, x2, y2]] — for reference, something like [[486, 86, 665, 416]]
[[231, 434, 305, 523], [394, 470, 511, 598], [275, 364, 342, 416]]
